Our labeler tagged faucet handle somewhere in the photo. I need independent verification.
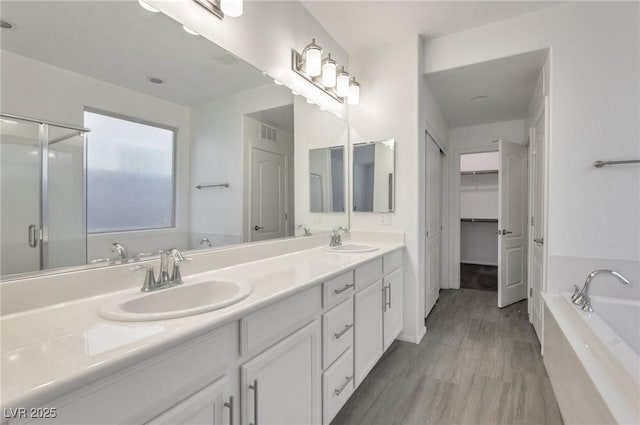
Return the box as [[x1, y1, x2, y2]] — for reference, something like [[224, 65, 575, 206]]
[[131, 264, 158, 292], [571, 284, 581, 301]]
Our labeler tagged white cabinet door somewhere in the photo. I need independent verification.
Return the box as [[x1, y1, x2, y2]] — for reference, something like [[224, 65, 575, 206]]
[[383, 268, 403, 351], [146, 376, 234, 425], [241, 320, 321, 425], [354, 279, 383, 386]]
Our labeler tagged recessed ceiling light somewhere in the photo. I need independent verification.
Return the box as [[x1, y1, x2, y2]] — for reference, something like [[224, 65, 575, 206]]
[[0, 20, 13, 29], [470, 95, 489, 102], [148, 77, 164, 84], [182, 25, 199, 36], [138, 0, 159, 13]]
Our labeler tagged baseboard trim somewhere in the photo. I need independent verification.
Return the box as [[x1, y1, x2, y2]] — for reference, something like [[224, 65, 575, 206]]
[[398, 326, 426, 345]]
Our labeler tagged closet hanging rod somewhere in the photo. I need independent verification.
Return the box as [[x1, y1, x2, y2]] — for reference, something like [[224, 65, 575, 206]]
[[460, 170, 499, 176], [195, 183, 230, 190], [593, 159, 640, 168], [461, 218, 498, 223]]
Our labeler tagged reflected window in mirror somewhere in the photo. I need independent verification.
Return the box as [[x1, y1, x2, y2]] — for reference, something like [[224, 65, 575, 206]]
[[85, 110, 176, 233], [309, 146, 345, 213], [353, 139, 395, 212]]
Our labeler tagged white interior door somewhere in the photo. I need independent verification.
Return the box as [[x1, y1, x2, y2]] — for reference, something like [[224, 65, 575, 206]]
[[250, 148, 286, 242], [425, 134, 442, 316], [530, 107, 546, 338], [498, 140, 528, 308]]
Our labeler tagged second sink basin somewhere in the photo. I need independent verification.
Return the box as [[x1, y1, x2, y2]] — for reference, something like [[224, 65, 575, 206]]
[[99, 279, 253, 322], [323, 243, 379, 253]]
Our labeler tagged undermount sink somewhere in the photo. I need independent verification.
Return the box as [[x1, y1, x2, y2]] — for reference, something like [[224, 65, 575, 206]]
[[99, 279, 253, 322], [323, 243, 379, 253]]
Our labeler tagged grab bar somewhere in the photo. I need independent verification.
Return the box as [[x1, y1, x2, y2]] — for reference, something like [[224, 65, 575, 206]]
[[593, 159, 640, 168]]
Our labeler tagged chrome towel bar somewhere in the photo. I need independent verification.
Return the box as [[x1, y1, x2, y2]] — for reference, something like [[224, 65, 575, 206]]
[[593, 159, 640, 168], [195, 183, 230, 189]]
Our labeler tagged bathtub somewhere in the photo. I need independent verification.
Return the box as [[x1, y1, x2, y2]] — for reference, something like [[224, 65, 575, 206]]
[[543, 293, 640, 425]]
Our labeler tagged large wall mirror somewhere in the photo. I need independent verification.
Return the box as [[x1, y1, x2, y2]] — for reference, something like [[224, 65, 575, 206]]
[[0, 0, 348, 280], [309, 147, 345, 213], [352, 139, 395, 212]]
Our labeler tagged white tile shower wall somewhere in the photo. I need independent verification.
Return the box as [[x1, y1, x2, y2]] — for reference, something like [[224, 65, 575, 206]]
[[425, 2, 640, 266]]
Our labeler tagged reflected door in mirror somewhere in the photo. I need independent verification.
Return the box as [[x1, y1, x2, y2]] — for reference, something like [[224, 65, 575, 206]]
[[352, 140, 395, 212]]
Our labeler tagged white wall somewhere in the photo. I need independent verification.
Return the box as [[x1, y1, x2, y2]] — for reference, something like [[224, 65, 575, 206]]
[[0, 51, 192, 264], [425, 2, 640, 286], [349, 36, 449, 343], [294, 97, 349, 232], [151, 0, 349, 120], [460, 221, 498, 266], [189, 84, 293, 246]]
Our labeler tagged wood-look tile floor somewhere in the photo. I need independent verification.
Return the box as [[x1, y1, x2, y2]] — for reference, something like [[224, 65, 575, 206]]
[[331, 289, 564, 425]]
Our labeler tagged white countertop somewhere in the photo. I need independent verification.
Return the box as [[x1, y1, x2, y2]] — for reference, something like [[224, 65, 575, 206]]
[[1, 241, 403, 410]]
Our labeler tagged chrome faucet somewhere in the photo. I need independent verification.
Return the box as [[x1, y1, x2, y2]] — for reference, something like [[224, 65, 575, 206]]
[[110, 242, 128, 260], [297, 224, 312, 236], [571, 269, 631, 312], [329, 226, 349, 247], [200, 237, 212, 248], [132, 248, 190, 292]]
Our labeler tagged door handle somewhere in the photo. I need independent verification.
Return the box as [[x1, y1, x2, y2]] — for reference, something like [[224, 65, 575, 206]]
[[249, 379, 258, 425], [28, 224, 39, 248], [534, 238, 544, 244], [254, 225, 264, 231], [223, 395, 234, 425], [498, 229, 513, 235]]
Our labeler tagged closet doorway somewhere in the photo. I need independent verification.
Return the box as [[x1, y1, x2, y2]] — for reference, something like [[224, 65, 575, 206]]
[[455, 142, 528, 308]]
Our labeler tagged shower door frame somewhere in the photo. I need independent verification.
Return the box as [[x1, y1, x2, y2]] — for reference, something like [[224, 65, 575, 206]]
[[1, 112, 90, 272]]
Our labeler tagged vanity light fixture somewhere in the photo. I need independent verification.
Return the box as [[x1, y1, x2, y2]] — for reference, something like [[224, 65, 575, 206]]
[[347, 78, 360, 105], [220, 0, 243, 17], [322, 54, 337, 88], [138, 0, 159, 13], [292, 41, 360, 105]]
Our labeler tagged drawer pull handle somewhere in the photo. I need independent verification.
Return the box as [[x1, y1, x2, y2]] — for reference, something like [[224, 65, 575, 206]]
[[223, 395, 234, 425], [249, 379, 258, 425], [334, 324, 353, 339], [334, 375, 354, 396], [334, 284, 354, 294]]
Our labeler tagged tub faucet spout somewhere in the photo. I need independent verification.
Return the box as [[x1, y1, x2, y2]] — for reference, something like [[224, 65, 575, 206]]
[[571, 269, 631, 313]]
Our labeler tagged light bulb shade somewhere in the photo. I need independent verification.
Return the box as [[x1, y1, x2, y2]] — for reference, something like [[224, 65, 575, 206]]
[[336, 72, 350, 97], [221, 0, 243, 17], [348, 81, 360, 105], [305, 46, 322, 77], [322, 59, 337, 88]]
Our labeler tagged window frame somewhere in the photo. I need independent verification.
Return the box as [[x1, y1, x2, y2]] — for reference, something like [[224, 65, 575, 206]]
[[84, 107, 178, 234]]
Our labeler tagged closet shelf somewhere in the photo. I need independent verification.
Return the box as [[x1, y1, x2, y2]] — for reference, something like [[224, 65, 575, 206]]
[[461, 218, 498, 223], [460, 170, 499, 176]]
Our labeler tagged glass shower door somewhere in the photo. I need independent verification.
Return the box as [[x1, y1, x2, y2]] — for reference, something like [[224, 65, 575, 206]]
[[0, 117, 42, 276]]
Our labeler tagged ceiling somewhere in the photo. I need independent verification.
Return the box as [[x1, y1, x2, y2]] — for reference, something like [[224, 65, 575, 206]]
[[301, 1, 560, 54], [0, 1, 271, 106], [425, 49, 548, 128], [247, 104, 295, 133]]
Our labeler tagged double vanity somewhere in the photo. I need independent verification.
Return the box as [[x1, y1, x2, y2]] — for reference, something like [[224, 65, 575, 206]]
[[1, 233, 404, 425]]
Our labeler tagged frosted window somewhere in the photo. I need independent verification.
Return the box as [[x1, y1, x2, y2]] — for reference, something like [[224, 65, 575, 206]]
[[85, 111, 175, 233]]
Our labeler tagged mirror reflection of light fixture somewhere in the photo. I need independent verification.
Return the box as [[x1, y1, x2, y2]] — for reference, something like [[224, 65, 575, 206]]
[[292, 41, 360, 105], [347, 78, 360, 105], [138, 0, 159, 13], [322, 54, 337, 88]]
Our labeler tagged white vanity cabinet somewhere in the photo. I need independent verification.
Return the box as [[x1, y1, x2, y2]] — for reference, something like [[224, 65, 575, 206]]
[[382, 267, 403, 351], [146, 376, 234, 425], [240, 321, 321, 425], [354, 278, 383, 385]]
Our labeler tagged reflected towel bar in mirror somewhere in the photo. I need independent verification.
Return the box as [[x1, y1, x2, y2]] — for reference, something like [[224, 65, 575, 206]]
[[593, 159, 640, 168], [195, 183, 230, 189]]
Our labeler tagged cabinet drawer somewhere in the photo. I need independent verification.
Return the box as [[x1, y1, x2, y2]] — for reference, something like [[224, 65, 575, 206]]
[[241, 286, 321, 356], [323, 271, 354, 309], [322, 347, 354, 425], [14, 326, 231, 425], [322, 298, 354, 369], [383, 250, 402, 275], [355, 259, 382, 291]]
